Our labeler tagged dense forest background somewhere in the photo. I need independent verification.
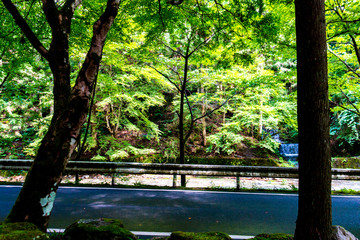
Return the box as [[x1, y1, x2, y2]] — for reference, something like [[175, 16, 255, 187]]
[[1, 0, 359, 164]]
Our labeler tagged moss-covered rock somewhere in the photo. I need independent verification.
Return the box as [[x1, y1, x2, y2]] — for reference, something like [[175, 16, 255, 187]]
[[0, 222, 50, 240], [169, 231, 232, 240], [249, 233, 294, 240], [63, 218, 137, 240]]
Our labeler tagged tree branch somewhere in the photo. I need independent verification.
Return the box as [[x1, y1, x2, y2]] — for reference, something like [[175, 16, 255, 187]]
[[188, 31, 216, 57], [164, 63, 184, 87], [327, 18, 360, 24], [184, 90, 241, 143], [327, 30, 351, 41], [350, 34, 360, 66], [0, 0, 36, 39], [59, 0, 82, 31], [0, 72, 10, 90], [331, 100, 360, 117], [74, 0, 120, 88], [61, 0, 82, 15], [157, 0, 166, 30], [166, 0, 184, 6], [160, 40, 185, 58], [146, 63, 181, 92], [213, 0, 246, 29], [1, 0, 50, 59], [328, 47, 360, 78], [336, 83, 360, 115], [41, 0, 61, 32], [193, 90, 240, 123]]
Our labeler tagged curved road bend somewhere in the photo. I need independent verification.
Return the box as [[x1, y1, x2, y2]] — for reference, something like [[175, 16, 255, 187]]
[[0, 186, 359, 238]]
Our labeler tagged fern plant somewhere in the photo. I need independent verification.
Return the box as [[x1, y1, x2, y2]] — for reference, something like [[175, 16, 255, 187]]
[[207, 131, 244, 155]]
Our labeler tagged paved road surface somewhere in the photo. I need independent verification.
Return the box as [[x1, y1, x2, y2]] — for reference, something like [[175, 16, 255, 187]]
[[0, 186, 359, 237]]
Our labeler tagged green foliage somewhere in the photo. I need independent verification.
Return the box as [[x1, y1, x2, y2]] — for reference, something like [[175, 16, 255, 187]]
[[90, 155, 107, 162], [92, 136, 157, 161], [185, 156, 278, 166], [94, 68, 166, 140], [0, 170, 26, 178], [202, 66, 296, 155], [331, 157, 360, 168], [106, 149, 129, 161], [331, 110, 360, 146], [326, 0, 360, 155], [162, 137, 179, 160], [335, 188, 360, 195], [207, 131, 244, 155], [5, 0, 349, 162], [0, 62, 53, 158], [47, 231, 64, 240], [255, 137, 281, 154]]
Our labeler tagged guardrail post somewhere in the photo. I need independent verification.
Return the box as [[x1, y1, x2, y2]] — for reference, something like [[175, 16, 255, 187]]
[[236, 176, 241, 190], [173, 174, 177, 188], [75, 171, 79, 185], [111, 174, 115, 186]]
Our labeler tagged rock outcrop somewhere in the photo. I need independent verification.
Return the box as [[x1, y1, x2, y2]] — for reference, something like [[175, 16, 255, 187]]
[[331, 226, 358, 240]]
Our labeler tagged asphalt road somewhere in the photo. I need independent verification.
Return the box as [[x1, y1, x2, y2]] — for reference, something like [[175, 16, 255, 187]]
[[0, 186, 359, 237]]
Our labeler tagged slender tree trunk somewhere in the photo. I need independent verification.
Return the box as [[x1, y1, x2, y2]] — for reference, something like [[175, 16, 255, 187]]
[[258, 100, 263, 138], [294, 0, 332, 239], [3, 0, 120, 231], [219, 84, 226, 124], [178, 56, 189, 187], [91, 104, 98, 143], [201, 87, 207, 146]]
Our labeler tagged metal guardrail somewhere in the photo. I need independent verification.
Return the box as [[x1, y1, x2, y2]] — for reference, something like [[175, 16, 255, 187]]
[[1, 159, 360, 188]]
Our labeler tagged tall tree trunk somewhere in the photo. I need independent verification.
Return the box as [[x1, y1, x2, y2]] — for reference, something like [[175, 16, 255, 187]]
[[3, 0, 120, 231], [294, 0, 332, 239]]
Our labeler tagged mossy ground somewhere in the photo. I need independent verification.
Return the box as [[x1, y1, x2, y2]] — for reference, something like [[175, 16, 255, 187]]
[[249, 233, 294, 240], [1, 220, 294, 240], [0, 222, 50, 240], [168, 231, 232, 240]]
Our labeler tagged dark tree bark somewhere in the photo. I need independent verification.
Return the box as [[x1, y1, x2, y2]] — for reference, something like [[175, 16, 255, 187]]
[[2, 0, 120, 231], [294, 0, 332, 239]]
